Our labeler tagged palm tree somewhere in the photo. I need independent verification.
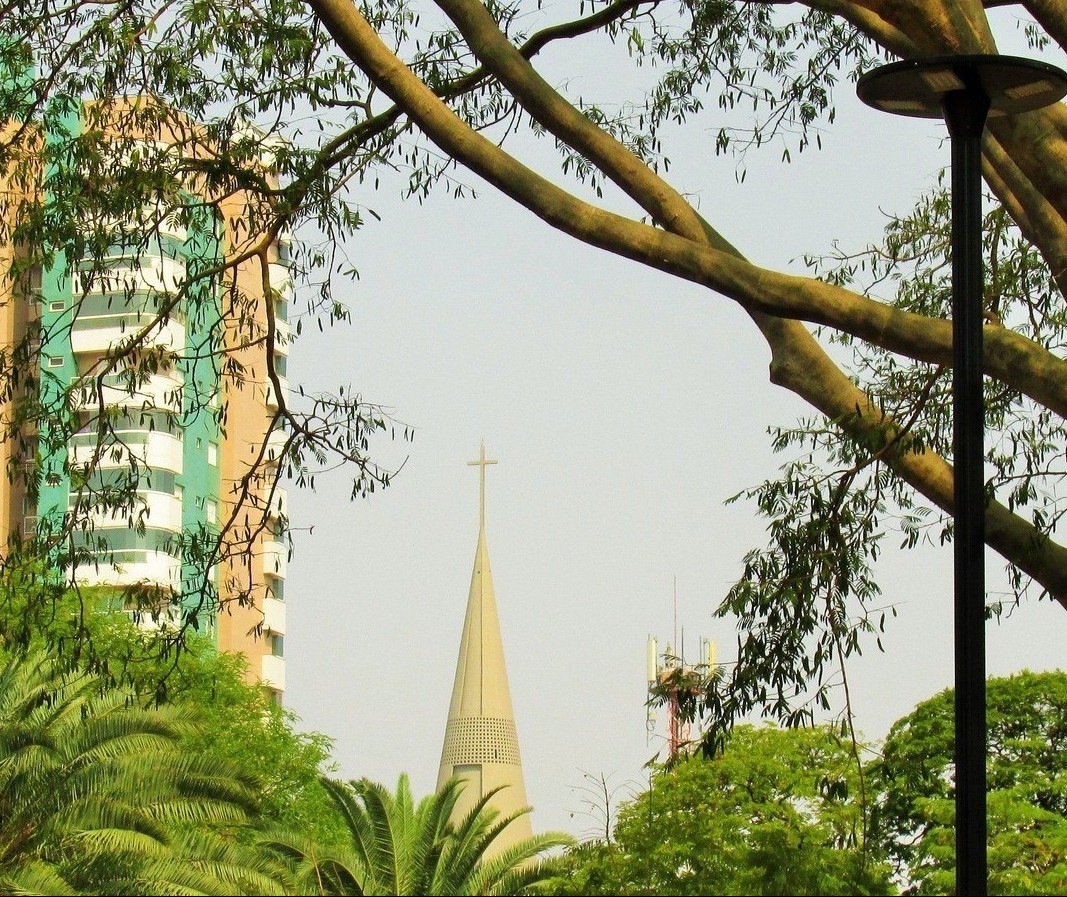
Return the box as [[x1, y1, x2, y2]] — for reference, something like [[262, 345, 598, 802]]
[[267, 773, 573, 895], [0, 648, 289, 895]]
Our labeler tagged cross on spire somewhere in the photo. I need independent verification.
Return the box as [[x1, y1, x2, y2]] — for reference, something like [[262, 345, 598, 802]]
[[467, 440, 498, 530]]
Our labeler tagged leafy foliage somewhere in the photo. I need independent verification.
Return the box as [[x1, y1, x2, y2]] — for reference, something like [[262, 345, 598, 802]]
[[697, 174, 1067, 742], [0, 573, 347, 851], [871, 670, 1067, 895], [545, 724, 893, 896], [0, 647, 289, 895], [177, 647, 349, 850]]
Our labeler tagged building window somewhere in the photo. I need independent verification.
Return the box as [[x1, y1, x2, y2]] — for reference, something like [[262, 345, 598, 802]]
[[47, 356, 63, 368], [207, 441, 218, 466], [270, 634, 284, 657], [48, 300, 64, 312], [205, 498, 217, 524]]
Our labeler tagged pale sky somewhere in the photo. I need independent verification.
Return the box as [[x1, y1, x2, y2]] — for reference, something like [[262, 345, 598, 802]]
[[279, 14, 1067, 838]]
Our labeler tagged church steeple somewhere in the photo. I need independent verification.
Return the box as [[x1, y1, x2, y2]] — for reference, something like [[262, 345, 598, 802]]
[[437, 442, 533, 852]]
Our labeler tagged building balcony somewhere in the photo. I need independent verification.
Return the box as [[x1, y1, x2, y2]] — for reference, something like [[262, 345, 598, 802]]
[[82, 491, 183, 534], [273, 316, 290, 357], [90, 202, 187, 244], [146, 200, 188, 242], [72, 549, 182, 592], [73, 372, 184, 414], [94, 235, 185, 269], [262, 538, 287, 580], [261, 654, 285, 692], [276, 228, 293, 265], [70, 429, 183, 474], [73, 256, 186, 296], [157, 218, 187, 243], [268, 262, 294, 303], [265, 425, 288, 465], [263, 596, 286, 636], [265, 375, 288, 411], [265, 485, 287, 521], [70, 314, 186, 356]]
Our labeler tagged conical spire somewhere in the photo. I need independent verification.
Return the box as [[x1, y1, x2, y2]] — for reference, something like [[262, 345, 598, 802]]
[[437, 442, 532, 853]]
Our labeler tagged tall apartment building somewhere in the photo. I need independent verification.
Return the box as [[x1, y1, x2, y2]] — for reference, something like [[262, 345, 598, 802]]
[[0, 97, 290, 699]]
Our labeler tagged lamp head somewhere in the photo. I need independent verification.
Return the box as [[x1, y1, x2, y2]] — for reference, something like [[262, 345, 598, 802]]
[[857, 55, 1067, 119]]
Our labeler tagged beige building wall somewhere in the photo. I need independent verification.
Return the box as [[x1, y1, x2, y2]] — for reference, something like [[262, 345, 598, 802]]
[[0, 231, 25, 549], [215, 184, 289, 699], [0, 127, 38, 552]]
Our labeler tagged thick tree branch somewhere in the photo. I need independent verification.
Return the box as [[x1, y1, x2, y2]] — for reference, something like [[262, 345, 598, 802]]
[[424, 0, 1067, 420], [983, 131, 1067, 291], [430, 0, 1067, 440], [762, 313, 1067, 608], [843, 0, 994, 55], [307, 0, 1067, 602], [431, 0, 725, 247], [806, 0, 919, 56], [989, 111, 1067, 254], [320, 0, 656, 170]]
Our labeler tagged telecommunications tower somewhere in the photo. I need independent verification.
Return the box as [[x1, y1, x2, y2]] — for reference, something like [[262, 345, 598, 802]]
[[646, 579, 716, 762]]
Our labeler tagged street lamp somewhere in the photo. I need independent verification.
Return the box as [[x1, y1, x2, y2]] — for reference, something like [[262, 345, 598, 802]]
[[857, 55, 1067, 896]]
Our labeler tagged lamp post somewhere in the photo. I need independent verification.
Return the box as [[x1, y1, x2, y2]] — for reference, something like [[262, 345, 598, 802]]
[[857, 55, 1067, 895]]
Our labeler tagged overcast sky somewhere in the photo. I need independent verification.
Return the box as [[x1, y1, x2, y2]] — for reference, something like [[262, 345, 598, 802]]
[[278, 12, 1067, 838]]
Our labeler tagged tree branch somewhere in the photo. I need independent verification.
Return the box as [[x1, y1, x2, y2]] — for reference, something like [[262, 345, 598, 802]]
[[306, 0, 1067, 603]]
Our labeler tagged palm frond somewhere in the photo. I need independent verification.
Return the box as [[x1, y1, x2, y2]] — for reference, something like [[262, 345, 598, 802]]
[[0, 649, 276, 895]]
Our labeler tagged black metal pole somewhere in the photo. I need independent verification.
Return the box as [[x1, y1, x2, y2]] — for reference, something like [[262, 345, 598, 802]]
[[943, 84, 989, 897], [857, 52, 1067, 897]]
